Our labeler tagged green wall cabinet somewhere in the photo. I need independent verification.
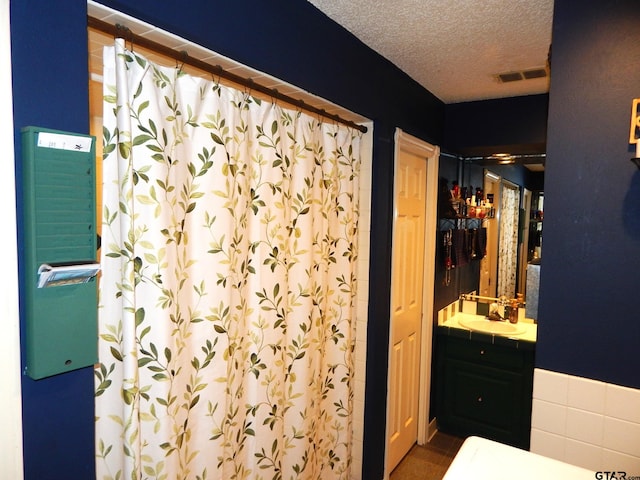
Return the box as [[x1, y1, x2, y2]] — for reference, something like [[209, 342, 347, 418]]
[[21, 127, 98, 380], [435, 332, 535, 449]]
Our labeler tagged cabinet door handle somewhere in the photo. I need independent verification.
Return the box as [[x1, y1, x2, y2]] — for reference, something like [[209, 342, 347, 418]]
[[479, 349, 485, 355], [477, 396, 483, 403]]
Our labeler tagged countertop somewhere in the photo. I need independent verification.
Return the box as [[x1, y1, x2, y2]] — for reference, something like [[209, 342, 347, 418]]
[[439, 312, 537, 346], [443, 436, 593, 480]]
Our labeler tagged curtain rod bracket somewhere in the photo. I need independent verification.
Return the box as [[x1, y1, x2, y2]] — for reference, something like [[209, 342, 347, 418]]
[[115, 23, 132, 38]]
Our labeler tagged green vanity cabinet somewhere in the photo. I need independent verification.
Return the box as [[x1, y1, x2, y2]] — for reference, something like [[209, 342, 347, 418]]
[[435, 330, 535, 449]]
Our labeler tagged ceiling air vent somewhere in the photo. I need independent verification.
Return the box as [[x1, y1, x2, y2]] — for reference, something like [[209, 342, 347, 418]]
[[522, 68, 547, 79], [496, 67, 548, 83], [497, 72, 523, 83]]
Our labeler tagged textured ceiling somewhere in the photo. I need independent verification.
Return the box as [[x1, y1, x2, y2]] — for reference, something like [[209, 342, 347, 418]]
[[306, 0, 554, 104]]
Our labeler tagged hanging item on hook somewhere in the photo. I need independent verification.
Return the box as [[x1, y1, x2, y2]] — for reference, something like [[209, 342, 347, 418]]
[[629, 98, 640, 168], [444, 229, 452, 286]]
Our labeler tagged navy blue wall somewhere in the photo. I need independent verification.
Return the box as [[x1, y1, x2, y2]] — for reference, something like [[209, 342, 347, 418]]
[[11, 2, 95, 479], [444, 94, 549, 157], [537, 0, 640, 389]]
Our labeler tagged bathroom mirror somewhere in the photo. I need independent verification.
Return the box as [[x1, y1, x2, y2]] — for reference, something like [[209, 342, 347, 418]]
[[478, 169, 542, 321]]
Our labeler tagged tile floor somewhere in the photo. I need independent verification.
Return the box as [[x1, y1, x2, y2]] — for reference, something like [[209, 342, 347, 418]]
[[390, 432, 465, 480]]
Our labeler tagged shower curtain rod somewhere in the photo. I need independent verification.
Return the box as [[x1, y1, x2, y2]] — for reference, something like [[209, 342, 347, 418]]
[[88, 16, 368, 133]]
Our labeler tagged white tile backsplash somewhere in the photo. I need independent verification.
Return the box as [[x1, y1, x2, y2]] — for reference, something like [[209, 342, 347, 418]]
[[530, 429, 566, 462], [565, 407, 603, 445], [565, 439, 603, 472], [568, 376, 606, 414], [605, 383, 640, 424], [533, 368, 568, 404], [461, 299, 476, 314], [438, 299, 459, 325], [603, 417, 640, 458], [531, 369, 640, 473], [532, 399, 567, 435], [602, 448, 640, 473]]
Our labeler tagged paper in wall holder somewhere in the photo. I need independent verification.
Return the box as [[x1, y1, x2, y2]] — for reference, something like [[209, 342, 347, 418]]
[[37, 262, 100, 288]]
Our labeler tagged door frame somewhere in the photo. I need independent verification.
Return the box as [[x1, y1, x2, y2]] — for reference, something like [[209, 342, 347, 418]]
[[518, 188, 532, 294], [480, 170, 500, 298], [384, 129, 439, 477]]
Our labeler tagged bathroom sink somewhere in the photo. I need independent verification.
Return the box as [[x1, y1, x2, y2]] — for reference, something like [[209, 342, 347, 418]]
[[458, 318, 526, 336]]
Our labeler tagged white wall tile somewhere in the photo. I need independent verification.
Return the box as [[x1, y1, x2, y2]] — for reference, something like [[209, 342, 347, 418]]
[[605, 383, 640, 424], [462, 300, 476, 314], [603, 417, 640, 458], [565, 438, 602, 472], [565, 407, 603, 445], [564, 438, 602, 472], [355, 359, 366, 382], [602, 448, 640, 474], [568, 375, 606, 414], [530, 428, 566, 462], [358, 238, 370, 258], [533, 368, 568, 404], [532, 370, 640, 474], [531, 399, 567, 435]]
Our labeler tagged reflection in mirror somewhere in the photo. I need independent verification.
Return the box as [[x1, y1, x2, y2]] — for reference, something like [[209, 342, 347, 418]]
[[479, 170, 541, 321], [460, 293, 533, 324], [497, 180, 521, 298], [528, 191, 544, 261], [525, 191, 543, 320], [479, 171, 499, 298]]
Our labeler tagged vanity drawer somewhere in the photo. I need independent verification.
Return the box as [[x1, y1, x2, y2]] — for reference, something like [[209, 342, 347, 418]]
[[445, 336, 525, 370], [445, 359, 524, 434]]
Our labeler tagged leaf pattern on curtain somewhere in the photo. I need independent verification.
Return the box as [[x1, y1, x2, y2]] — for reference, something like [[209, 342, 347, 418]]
[[497, 183, 520, 298], [95, 40, 362, 480]]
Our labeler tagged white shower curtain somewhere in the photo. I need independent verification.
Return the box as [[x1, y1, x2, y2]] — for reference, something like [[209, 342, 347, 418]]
[[95, 39, 362, 480]]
